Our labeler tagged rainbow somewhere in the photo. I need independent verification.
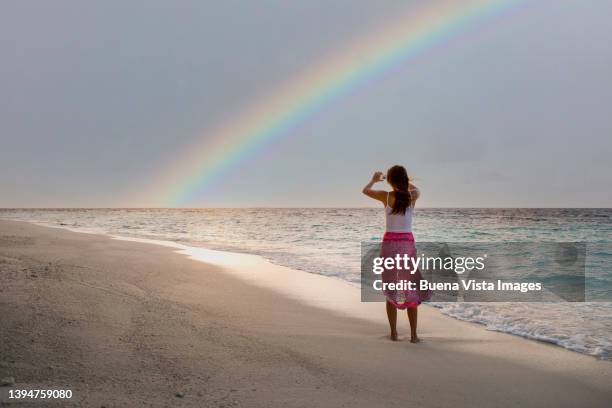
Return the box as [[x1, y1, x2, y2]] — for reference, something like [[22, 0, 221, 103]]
[[151, 0, 518, 206]]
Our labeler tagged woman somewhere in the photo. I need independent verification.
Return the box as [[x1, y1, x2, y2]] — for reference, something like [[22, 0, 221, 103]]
[[362, 165, 431, 342]]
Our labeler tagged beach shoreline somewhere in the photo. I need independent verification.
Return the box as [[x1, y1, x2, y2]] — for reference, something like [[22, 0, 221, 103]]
[[1, 219, 611, 407]]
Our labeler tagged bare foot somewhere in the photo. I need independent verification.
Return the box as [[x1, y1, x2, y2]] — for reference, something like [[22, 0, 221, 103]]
[[390, 332, 399, 341], [410, 336, 421, 343]]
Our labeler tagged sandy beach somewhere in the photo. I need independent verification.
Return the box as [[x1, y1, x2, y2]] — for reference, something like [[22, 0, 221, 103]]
[[1, 219, 611, 407]]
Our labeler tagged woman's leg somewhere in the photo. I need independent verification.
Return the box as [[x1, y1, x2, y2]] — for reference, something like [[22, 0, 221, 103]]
[[407, 307, 420, 343], [386, 300, 398, 341]]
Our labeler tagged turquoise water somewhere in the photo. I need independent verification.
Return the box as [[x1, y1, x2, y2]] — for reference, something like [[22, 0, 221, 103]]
[[1, 208, 611, 359]]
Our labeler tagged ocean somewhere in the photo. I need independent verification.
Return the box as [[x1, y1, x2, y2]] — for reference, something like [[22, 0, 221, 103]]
[[1, 208, 610, 359]]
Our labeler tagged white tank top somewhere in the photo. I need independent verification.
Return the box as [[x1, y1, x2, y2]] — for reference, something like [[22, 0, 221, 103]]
[[385, 191, 413, 233]]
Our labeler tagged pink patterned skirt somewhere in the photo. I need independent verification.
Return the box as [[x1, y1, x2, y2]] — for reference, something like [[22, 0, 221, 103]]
[[381, 232, 432, 309]]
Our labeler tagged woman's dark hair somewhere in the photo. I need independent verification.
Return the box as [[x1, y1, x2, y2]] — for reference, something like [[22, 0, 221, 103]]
[[386, 165, 411, 215]]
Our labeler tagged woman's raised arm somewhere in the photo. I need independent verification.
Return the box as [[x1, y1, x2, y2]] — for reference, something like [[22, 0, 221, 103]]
[[362, 172, 387, 204], [409, 183, 420, 202]]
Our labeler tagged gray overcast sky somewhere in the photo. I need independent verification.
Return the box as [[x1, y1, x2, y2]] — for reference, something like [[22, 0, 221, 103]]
[[1, 0, 611, 208]]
